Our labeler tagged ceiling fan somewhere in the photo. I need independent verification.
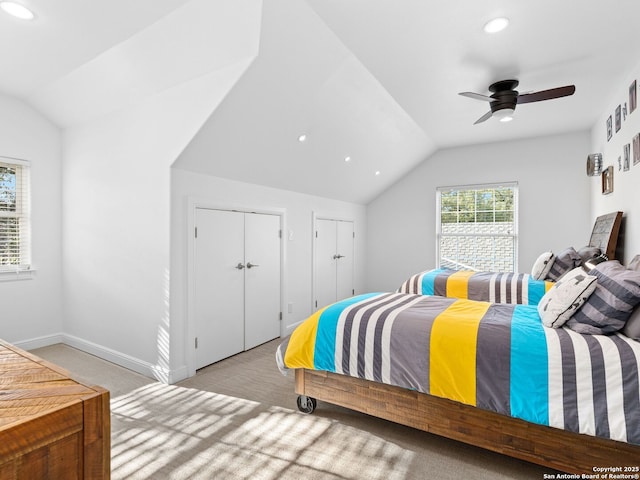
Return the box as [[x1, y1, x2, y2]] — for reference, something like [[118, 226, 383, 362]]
[[459, 80, 575, 124]]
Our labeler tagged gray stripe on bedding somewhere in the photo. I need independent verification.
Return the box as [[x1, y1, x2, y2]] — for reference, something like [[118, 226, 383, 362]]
[[476, 304, 512, 415], [342, 293, 395, 374], [433, 270, 452, 297], [389, 296, 456, 393], [371, 295, 423, 382], [505, 273, 514, 304], [557, 329, 580, 433], [468, 272, 491, 302], [582, 335, 611, 439], [610, 335, 640, 444]]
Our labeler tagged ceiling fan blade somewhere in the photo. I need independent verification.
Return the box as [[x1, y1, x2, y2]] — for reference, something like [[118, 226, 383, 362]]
[[459, 92, 492, 102], [517, 85, 575, 104], [474, 111, 493, 124]]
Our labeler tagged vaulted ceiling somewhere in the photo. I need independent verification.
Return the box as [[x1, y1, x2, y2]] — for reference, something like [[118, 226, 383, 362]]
[[2, 0, 640, 203]]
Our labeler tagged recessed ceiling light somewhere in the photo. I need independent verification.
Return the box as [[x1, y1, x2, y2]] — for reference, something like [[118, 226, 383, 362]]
[[297, 134, 307, 142], [483, 17, 509, 34], [344, 156, 351, 163], [375, 171, 381, 176], [0, 2, 35, 20]]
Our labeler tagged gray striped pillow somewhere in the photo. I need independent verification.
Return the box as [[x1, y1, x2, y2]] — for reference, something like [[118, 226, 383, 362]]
[[566, 260, 640, 335], [546, 246, 582, 281]]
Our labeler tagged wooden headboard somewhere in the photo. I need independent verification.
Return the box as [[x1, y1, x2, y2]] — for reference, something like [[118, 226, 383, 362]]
[[588, 211, 622, 260]]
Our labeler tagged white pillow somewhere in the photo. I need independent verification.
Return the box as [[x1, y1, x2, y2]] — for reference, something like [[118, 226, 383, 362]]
[[531, 251, 556, 280], [538, 267, 597, 328]]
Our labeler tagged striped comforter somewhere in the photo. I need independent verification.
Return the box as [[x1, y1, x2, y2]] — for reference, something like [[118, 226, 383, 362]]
[[398, 268, 553, 305], [277, 292, 640, 445]]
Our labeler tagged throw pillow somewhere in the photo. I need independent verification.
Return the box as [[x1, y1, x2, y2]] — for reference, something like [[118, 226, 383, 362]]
[[546, 246, 582, 281], [566, 260, 640, 335], [622, 305, 640, 340], [531, 251, 555, 281], [628, 254, 640, 272], [577, 245, 601, 264], [538, 267, 597, 328]]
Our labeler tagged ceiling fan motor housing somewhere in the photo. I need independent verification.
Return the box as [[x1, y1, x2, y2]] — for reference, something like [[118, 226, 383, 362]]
[[489, 80, 519, 114], [489, 90, 518, 113]]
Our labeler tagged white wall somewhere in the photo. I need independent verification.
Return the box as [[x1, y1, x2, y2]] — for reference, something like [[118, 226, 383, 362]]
[[366, 131, 592, 292], [590, 61, 640, 263], [0, 94, 62, 346], [170, 168, 367, 376], [61, 69, 241, 381]]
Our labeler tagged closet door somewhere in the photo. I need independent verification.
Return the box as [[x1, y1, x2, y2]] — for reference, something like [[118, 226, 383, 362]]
[[244, 213, 281, 349], [335, 220, 354, 301], [315, 219, 337, 310], [314, 218, 355, 310], [194, 208, 245, 369]]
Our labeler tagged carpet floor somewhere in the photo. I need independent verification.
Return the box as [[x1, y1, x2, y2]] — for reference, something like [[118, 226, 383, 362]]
[[33, 340, 555, 479]]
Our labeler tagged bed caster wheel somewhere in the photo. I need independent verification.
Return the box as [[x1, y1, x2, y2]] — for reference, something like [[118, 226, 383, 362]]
[[296, 395, 317, 414]]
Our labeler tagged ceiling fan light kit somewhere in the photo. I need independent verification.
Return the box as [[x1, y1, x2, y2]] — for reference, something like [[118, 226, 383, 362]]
[[459, 79, 576, 124]]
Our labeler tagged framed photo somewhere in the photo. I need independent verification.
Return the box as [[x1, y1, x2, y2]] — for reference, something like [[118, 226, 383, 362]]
[[615, 105, 621, 132], [634, 133, 640, 165], [624, 144, 630, 171], [602, 166, 614, 195], [607, 115, 613, 141], [631, 80, 637, 114]]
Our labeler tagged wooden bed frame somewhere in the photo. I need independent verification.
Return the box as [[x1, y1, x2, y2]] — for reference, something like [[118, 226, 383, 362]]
[[295, 369, 640, 474], [292, 212, 635, 474]]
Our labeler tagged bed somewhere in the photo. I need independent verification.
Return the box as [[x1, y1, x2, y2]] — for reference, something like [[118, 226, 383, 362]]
[[276, 211, 640, 473]]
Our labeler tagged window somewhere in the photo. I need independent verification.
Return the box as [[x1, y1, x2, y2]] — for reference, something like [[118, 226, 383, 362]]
[[437, 182, 517, 272], [0, 158, 31, 274]]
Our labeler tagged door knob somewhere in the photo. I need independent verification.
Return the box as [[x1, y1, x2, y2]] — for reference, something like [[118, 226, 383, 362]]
[[235, 263, 245, 270], [333, 254, 344, 259], [246, 262, 259, 269]]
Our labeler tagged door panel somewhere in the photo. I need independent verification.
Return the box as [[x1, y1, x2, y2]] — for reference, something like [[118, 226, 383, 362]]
[[315, 219, 337, 310], [314, 218, 355, 308], [244, 213, 281, 349], [194, 209, 245, 369], [336, 220, 354, 301]]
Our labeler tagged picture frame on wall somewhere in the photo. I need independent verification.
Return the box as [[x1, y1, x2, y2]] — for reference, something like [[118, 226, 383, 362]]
[[615, 105, 621, 132], [624, 144, 631, 171], [607, 115, 613, 141], [634, 133, 640, 165], [631, 80, 637, 114], [602, 166, 614, 195]]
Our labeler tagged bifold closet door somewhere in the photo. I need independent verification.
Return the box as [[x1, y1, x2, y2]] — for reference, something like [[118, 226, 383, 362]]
[[244, 213, 281, 350], [194, 208, 281, 369], [314, 218, 354, 310], [194, 208, 245, 369], [335, 220, 354, 302]]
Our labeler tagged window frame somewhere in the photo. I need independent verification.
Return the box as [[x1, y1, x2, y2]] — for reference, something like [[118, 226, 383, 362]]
[[436, 181, 519, 272], [0, 156, 32, 281]]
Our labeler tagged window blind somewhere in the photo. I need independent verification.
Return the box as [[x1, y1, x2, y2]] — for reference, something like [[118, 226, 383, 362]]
[[0, 157, 31, 272]]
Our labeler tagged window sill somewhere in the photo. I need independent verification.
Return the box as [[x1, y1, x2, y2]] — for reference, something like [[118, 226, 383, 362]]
[[0, 269, 36, 282]]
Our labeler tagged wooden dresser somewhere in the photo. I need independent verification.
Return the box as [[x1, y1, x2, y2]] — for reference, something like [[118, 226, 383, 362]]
[[0, 340, 110, 479]]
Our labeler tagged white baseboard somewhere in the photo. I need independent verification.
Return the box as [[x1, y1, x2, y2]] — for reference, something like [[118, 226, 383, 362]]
[[15, 333, 188, 384], [13, 333, 65, 351], [283, 320, 303, 336]]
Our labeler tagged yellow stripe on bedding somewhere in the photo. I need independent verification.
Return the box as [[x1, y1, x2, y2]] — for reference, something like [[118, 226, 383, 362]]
[[446, 270, 475, 299], [283, 306, 328, 370], [429, 299, 490, 406], [545, 281, 553, 292]]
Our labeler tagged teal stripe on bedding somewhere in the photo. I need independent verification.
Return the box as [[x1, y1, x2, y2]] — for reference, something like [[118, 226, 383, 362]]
[[527, 280, 547, 306], [314, 293, 380, 372], [510, 305, 549, 425], [421, 269, 443, 295]]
